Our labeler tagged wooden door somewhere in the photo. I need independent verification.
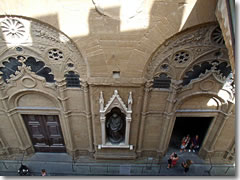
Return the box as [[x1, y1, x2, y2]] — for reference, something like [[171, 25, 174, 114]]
[[22, 114, 66, 153]]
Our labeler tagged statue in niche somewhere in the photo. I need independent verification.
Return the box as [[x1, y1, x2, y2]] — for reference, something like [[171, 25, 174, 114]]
[[106, 110, 125, 144]]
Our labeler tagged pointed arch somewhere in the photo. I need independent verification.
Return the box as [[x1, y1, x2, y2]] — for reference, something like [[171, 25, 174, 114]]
[[0, 15, 87, 81]]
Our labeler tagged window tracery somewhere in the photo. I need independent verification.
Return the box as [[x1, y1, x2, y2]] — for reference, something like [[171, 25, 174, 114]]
[[64, 71, 81, 88], [182, 60, 232, 86], [0, 57, 22, 83], [174, 51, 190, 64], [0, 56, 55, 83], [153, 73, 171, 89], [48, 49, 64, 61]]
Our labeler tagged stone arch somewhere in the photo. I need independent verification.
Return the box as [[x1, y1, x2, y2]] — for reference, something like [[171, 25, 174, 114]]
[[0, 15, 87, 81], [144, 22, 227, 82], [8, 89, 62, 109], [175, 92, 229, 113], [162, 91, 231, 158]]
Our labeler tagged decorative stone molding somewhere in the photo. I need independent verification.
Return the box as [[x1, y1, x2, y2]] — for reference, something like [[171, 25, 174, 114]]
[[0, 16, 87, 80], [200, 80, 215, 91], [98, 90, 133, 150], [0, 17, 29, 45], [0, 56, 56, 92], [215, 0, 235, 75], [146, 23, 229, 82]]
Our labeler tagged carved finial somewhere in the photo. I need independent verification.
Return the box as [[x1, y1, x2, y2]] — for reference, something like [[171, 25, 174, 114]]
[[128, 92, 133, 105], [128, 91, 133, 111], [99, 91, 104, 111]]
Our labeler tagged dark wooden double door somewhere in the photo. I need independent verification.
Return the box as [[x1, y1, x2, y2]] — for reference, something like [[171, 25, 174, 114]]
[[22, 115, 66, 153]]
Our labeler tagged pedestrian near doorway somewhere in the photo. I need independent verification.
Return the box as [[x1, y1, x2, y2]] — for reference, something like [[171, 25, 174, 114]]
[[180, 134, 190, 152], [167, 152, 179, 169], [181, 159, 193, 174], [189, 135, 199, 152], [41, 169, 47, 176]]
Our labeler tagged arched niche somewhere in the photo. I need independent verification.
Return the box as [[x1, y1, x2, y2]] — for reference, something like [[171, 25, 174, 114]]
[[98, 90, 133, 150], [105, 107, 126, 144]]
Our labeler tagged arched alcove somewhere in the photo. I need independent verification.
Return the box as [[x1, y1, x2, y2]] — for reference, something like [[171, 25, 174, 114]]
[[98, 90, 133, 149], [105, 107, 126, 144]]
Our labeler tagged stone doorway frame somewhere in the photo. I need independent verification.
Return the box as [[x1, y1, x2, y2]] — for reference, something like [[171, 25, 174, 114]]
[[167, 114, 216, 154]]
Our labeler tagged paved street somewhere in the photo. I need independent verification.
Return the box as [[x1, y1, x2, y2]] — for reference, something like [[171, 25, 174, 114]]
[[0, 151, 235, 176]]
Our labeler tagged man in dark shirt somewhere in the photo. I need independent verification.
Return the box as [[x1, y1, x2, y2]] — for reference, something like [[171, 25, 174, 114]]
[[189, 135, 199, 152]]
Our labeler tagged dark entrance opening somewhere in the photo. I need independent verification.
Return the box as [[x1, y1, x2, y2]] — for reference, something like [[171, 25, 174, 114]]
[[168, 117, 213, 151]]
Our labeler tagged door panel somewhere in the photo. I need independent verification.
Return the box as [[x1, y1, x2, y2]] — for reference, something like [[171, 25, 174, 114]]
[[23, 114, 66, 153]]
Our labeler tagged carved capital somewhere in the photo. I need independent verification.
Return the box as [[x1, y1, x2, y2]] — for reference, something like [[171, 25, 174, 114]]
[[144, 80, 153, 92]]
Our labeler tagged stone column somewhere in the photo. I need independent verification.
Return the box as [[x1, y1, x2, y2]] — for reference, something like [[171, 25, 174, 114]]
[[99, 91, 106, 145], [125, 116, 131, 145], [82, 82, 94, 152], [125, 91, 133, 145], [137, 81, 152, 154], [100, 116, 106, 145]]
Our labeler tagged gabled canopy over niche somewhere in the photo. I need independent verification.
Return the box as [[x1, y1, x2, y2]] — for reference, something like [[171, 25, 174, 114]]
[[98, 90, 133, 150]]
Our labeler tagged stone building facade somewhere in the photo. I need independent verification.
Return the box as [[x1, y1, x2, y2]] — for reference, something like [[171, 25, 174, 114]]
[[0, 0, 235, 163]]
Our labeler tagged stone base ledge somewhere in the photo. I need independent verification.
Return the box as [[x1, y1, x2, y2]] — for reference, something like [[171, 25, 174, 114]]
[[98, 144, 133, 150], [94, 152, 137, 160]]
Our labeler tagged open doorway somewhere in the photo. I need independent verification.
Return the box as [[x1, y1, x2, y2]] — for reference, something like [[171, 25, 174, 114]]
[[168, 117, 213, 152]]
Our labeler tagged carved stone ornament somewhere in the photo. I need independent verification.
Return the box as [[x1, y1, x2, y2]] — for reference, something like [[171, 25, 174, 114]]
[[146, 24, 227, 80], [0, 16, 87, 80], [0, 17, 29, 45], [98, 90, 133, 150], [0, 58, 56, 92]]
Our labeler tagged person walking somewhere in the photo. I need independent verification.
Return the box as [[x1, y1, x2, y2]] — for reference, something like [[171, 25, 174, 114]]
[[167, 152, 179, 169], [41, 169, 47, 176], [181, 159, 193, 174]]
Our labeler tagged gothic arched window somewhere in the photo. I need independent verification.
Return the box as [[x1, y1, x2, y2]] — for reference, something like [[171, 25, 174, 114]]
[[64, 71, 81, 87], [24, 57, 55, 83], [0, 57, 22, 83], [182, 60, 232, 86], [153, 73, 171, 88]]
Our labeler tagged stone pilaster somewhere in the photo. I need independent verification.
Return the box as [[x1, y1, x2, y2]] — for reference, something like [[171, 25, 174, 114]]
[[82, 81, 94, 153], [56, 80, 73, 151], [158, 80, 180, 156], [137, 81, 152, 154]]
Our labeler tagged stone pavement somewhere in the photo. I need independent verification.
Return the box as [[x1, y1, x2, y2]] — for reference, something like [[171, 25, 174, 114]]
[[0, 151, 235, 176]]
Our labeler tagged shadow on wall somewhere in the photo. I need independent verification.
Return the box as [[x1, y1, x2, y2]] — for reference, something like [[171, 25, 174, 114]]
[[0, 0, 218, 80]]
